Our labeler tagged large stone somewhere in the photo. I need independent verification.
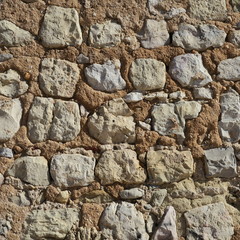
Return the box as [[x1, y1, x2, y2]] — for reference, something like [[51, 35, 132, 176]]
[[95, 149, 146, 185], [147, 149, 194, 185], [129, 58, 166, 90], [7, 156, 50, 186], [84, 60, 126, 92], [217, 56, 240, 81], [173, 24, 226, 51], [228, 30, 240, 47], [39, 6, 82, 48], [138, 19, 170, 49], [89, 21, 123, 48], [22, 208, 79, 239], [0, 20, 33, 47], [100, 202, 149, 240], [169, 53, 212, 87], [184, 202, 234, 240], [39, 58, 80, 98], [50, 154, 96, 187], [0, 98, 22, 142]]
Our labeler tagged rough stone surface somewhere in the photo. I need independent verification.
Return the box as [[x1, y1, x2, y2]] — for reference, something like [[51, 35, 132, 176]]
[[95, 149, 146, 185], [129, 58, 166, 90], [232, 0, 240, 12], [0, 53, 13, 62], [39, 6, 82, 48], [0, 173, 4, 186], [50, 154, 96, 188], [228, 30, 240, 47], [0, 148, 13, 158], [147, 149, 194, 185], [119, 188, 144, 200], [173, 24, 226, 51], [184, 202, 234, 240], [193, 88, 213, 100], [124, 92, 143, 103], [150, 189, 167, 207], [77, 54, 90, 64], [169, 53, 212, 87]]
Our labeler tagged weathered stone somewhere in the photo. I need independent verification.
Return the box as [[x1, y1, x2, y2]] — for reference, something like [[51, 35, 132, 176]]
[[84, 60, 126, 92], [55, 191, 70, 204], [164, 7, 186, 19], [147, 0, 164, 15], [39, 6, 82, 48], [77, 227, 102, 240], [193, 88, 213, 99], [169, 91, 186, 100], [173, 24, 226, 51], [0, 148, 13, 158], [217, 56, 240, 81], [95, 149, 146, 185], [232, 0, 240, 12], [50, 154, 96, 188], [79, 190, 113, 204], [89, 21, 123, 48], [138, 19, 170, 49], [147, 149, 194, 185], [169, 53, 212, 87], [129, 58, 166, 90], [150, 189, 167, 207], [228, 30, 240, 47], [184, 202, 234, 240], [7, 156, 50, 186], [0, 173, 4, 186], [22, 208, 79, 239], [144, 91, 168, 101], [0, 98, 22, 142], [119, 188, 144, 200], [139, 121, 151, 131], [0, 53, 13, 62], [124, 92, 143, 103], [100, 202, 149, 240], [77, 54, 90, 64]]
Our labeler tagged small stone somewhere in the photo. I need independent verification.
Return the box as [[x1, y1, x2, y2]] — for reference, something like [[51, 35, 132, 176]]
[[129, 58, 166, 91], [40, 6, 82, 48], [237, 22, 240, 29], [89, 21, 123, 48], [138, 19, 170, 49], [0, 148, 13, 158], [147, 0, 163, 15], [0, 173, 4, 186], [228, 30, 240, 47], [169, 91, 186, 100], [184, 202, 234, 240], [119, 188, 144, 200], [76, 54, 90, 64], [0, 53, 13, 62], [144, 91, 168, 101], [124, 92, 143, 103], [84, 60, 126, 92], [22, 0, 38, 2], [39, 58, 80, 98], [150, 189, 167, 207], [79, 190, 113, 204], [164, 8, 186, 19], [55, 191, 69, 204], [139, 121, 151, 131], [169, 53, 212, 87], [193, 88, 213, 99], [232, 0, 240, 12]]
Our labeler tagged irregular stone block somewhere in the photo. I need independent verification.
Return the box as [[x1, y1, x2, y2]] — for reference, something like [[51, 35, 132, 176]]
[[50, 154, 96, 187], [193, 88, 213, 100], [39, 6, 82, 48], [164, 7, 186, 19], [0, 148, 13, 158], [147, 0, 164, 15], [232, 0, 240, 12], [0, 53, 13, 62], [119, 188, 144, 200], [77, 54, 90, 64], [228, 30, 240, 47], [124, 92, 143, 103], [39, 58, 80, 98], [150, 189, 167, 207]]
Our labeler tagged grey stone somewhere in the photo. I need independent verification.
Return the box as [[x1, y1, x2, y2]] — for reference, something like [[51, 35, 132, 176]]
[[0, 217, 12, 237], [39, 6, 82, 48], [0, 53, 13, 62], [164, 8, 186, 19], [237, 22, 240, 29], [139, 121, 151, 131], [84, 60, 126, 92], [169, 91, 186, 100], [0, 173, 4, 186], [173, 24, 226, 51], [150, 189, 167, 207], [10, 192, 31, 206], [232, 0, 240, 12], [228, 30, 240, 47], [193, 88, 213, 100], [77, 227, 102, 240], [144, 91, 168, 101], [0, 148, 13, 158], [119, 188, 144, 200], [147, 0, 164, 15], [169, 53, 212, 87], [124, 92, 143, 103], [77, 54, 90, 64], [22, 0, 38, 2], [129, 58, 166, 91], [184, 202, 234, 240], [50, 154, 96, 188]]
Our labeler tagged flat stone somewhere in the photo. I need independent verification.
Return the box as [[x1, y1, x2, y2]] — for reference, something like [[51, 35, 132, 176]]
[[184, 202, 234, 240], [129, 58, 166, 91], [144, 91, 168, 101], [138, 19, 170, 49], [217, 56, 240, 81], [150, 189, 167, 207], [124, 92, 144, 103], [50, 154, 96, 188], [164, 8, 186, 19], [169, 53, 212, 87], [100, 202, 149, 240], [232, 0, 240, 12], [0, 98, 22, 142], [169, 91, 186, 100], [79, 190, 113, 204], [173, 24, 226, 51], [84, 60, 126, 92], [39, 58, 79, 98], [119, 188, 144, 200], [76, 54, 90, 64], [0, 173, 4, 186], [193, 88, 213, 99], [147, 149, 194, 185], [95, 149, 146, 185], [0, 148, 13, 158], [228, 30, 240, 47], [7, 156, 50, 186], [89, 21, 123, 48], [0, 20, 33, 47], [0, 53, 13, 62]]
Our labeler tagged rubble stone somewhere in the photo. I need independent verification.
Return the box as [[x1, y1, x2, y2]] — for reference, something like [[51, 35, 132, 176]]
[[228, 30, 240, 47], [119, 188, 144, 200]]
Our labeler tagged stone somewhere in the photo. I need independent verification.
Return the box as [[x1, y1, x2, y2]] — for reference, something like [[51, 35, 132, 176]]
[[147, 149, 194, 185], [22, 208, 79, 239], [147, 0, 164, 15], [169, 53, 212, 87], [188, 0, 227, 21], [138, 19, 170, 49], [217, 56, 240, 81], [7, 156, 50, 186], [232, 0, 240, 12], [77, 227, 102, 240], [0, 173, 4, 186], [39, 58, 80, 98], [100, 202, 149, 240], [79, 190, 113, 204], [173, 24, 226, 51], [0, 148, 13, 158], [119, 188, 144, 200], [124, 91, 143, 103], [50, 154, 96, 188], [89, 21, 123, 48], [228, 30, 240, 47], [139, 121, 151, 131], [0, 20, 33, 47], [0, 217, 12, 237], [164, 8, 186, 19], [22, 0, 38, 2], [150, 189, 167, 207], [193, 88, 213, 99], [77, 54, 90, 64], [0, 69, 28, 98], [0, 53, 13, 62], [144, 91, 168, 101], [84, 60, 126, 92], [39, 6, 82, 48], [129, 58, 166, 90], [204, 147, 237, 178], [55, 191, 70, 204], [0, 98, 22, 142], [184, 202, 234, 240], [95, 149, 146, 185], [169, 91, 186, 100], [152, 206, 178, 240]]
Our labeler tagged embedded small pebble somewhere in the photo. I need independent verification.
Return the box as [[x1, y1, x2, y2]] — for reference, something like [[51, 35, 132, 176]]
[[119, 188, 144, 200], [0, 148, 13, 158]]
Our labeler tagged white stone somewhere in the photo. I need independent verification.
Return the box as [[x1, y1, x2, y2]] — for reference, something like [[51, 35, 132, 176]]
[[120, 188, 144, 200], [0, 148, 13, 158], [139, 121, 151, 131], [232, 0, 240, 12], [0, 173, 4, 186], [144, 91, 168, 101], [193, 88, 213, 99], [150, 189, 167, 207], [169, 53, 212, 87], [0, 53, 13, 62], [124, 92, 143, 103], [228, 30, 240, 47], [169, 91, 186, 100], [164, 8, 186, 19]]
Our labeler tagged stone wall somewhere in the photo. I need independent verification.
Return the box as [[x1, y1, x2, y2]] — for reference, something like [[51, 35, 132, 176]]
[[0, 0, 240, 239]]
